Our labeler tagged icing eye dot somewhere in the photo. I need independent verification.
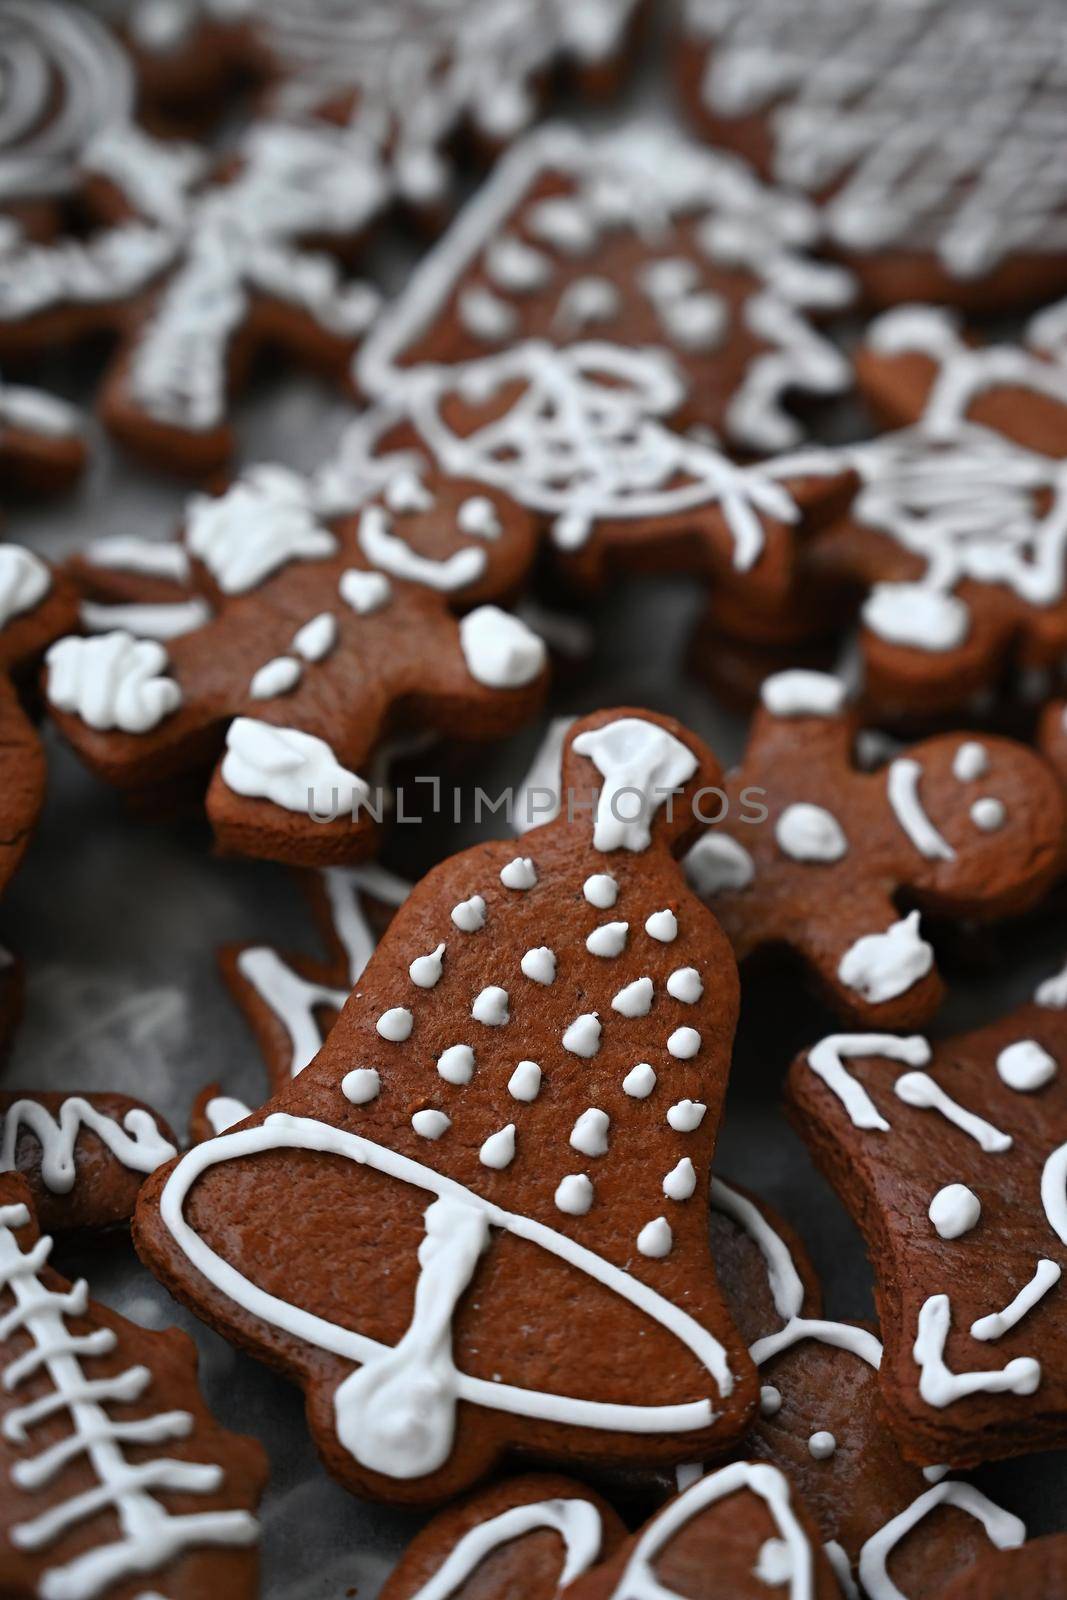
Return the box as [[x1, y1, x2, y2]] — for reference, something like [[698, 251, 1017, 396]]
[[667, 967, 703, 1003], [458, 496, 502, 540], [339, 569, 391, 616], [570, 1108, 610, 1157], [409, 943, 445, 989], [996, 1039, 1057, 1092], [451, 895, 487, 932], [953, 741, 989, 782], [521, 947, 556, 985], [376, 1007, 413, 1042], [472, 986, 509, 1026], [759, 1384, 782, 1416], [583, 873, 618, 908], [928, 1183, 981, 1239], [437, 1044, 474, 1085], [479, 1124, 516, 1169], [612, 976, 654, 1017], [637, 1217, 673, 1258], [500, 856, 537, 890], [411, 1109, 450, 1140], [808, 1430, 836, 1460], [646, 909, 678, 942], [662, 1158, 696, 1201], [623, 1063, 656, 1098], [971, 797, 1006, 831], [555, 1174, 594, 1215], [562, 1012, 601, 1057], [668, 1027, 701, 1060], [508, 1060, 541, 1101], [384, 469, 433, 514], [342, 1068, 380, 1105], [586, 921, 628, 957], [667, 1099, 706, 1132]]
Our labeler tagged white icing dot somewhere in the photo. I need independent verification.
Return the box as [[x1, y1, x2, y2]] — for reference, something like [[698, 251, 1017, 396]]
[[479, 1124, 516, 1170], [508, 1060, 542, 1101], [612, 977, 653, 1017], [451, 895, 486, 932], [838, 911, 933, 1004], [663, 1158, 697, 1201], [760, 670, 847, 719], [928, 1183, 981, 1239], [667, 1099, 706, 1132], [563, 1013, 601, 1057], [808, 1430, 836, 1460], [755, 1538, 793, 1588], [775, 802, 848, 863], [292, 612, 337, 661], [249, 655, 301, 699], [760, 1384, 782, 1416], [339, 569, 392, 615], [623, 1063, 657, 1098], [459, 283, 517, 341], [646, 909, 678, 942], [376, 1007, 413, 1042], [555, 1174, 594, 1215], [411, 1109, 450, 1140], [586, 921, 628, 957], [472, 986, 509, 1026], [521, 947, 556, 985], [570, 1108, 610, 1158], [668, 1027, 701, 1060], [459, 606, 546, 688], [437, 1045, 475, 1085], [996, 1039, 1057, 1092], [409, 943, 445, 989], [637, 1218, 673, 1258], [384, 470, 432, 513], [583, 873, 618, 908], [862, 583, 969, 652], [971, 797, 1006, 831], [342, 1068, 380, 1105], [684, 833, 755, 896], [500, 856, 537, 890], [667, 967, 703, 1004], [458, 496, 502, 540], [953, 741, 989, 782]]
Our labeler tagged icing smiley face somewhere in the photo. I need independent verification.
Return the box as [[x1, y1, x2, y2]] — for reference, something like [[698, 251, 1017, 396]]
[[133, 710, 759, 1503]]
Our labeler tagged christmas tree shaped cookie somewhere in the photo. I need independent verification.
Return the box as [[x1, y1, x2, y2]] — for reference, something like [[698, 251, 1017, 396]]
[[134, 709, 757, 1501]]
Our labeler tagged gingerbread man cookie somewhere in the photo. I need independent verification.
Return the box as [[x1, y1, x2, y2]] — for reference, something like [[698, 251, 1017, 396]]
[[0, 105, 383, 475], [786, 958, 1067, 1467], [46, 466, 548, 866], [134, 709, 758, 1501], [941, 1535, 1067, 1600], [683, 671, 1066, 1030], [677, 0, 1067, 311], [0, 1172, 266, 1599]]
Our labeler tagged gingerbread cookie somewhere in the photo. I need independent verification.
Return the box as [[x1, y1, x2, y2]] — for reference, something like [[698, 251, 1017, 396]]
[[0, 105, 383, 475], [0, 1172, 265, 1599], [135, 709, 758, 1502], [794, 306, 1067, 721], [0, 1090, 178, 1237], [46, 467, 548, 866], [359, 122, 853, 453], [1038, 700, 1067, 797], [941, 1535, 1067, 1599], [380, 1472, 627, 1600], [683, 671, 1066, 1029], [0, 376, 86, 498], [786, 958, 1067, 1467], [677, 0, 1067, 310]]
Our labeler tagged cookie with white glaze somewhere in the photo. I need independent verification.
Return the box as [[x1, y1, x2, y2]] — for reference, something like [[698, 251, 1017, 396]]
[[0, 1172, 265, 1600], [134, 709, 757, 1503], [676, 0, 1067, 311], [786, 962, 1067, 1468], [46, 469, 548, 867], [683, 671, 1066, 1030]]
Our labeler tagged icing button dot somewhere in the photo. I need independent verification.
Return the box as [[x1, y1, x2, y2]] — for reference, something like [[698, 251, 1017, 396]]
[[663, 1158, 696, 1201], [521, 947, 556, 985], [928, 1183, 981, 1239], [637, 1218, 673, 1258], [667, 967, 703, 1003], [667, 1099, 706, 1132], [996, 1039, 1057, 1092], [411, 1109, 450, 1140], [760, 1385, 782, 1417], [971, 797, 1006, 831], [500, 856, 537, 890], [409, 943, 445, 989], [508, 1061, 542, 1101], [612, 976, 653, 1017], [623, 1063, 656, 1098], [570, 1108, 610, 1157], [342, 1068, 380, 1105], [668, 1026, 701, 1060], [646, 909, 678, 942], [451, 895, 487, 932], [808, 1430, 836, 1460], [437, 1044, 474, 1085], [563, 1012, 601, 1057], [376, 1007, 413, 1042], [472, 986, 509, 1026], [583, 873, 618, 908], [479, 1124, 516, 1169], [555, 1174, 593, 1216], [586, 921, 628, 957]]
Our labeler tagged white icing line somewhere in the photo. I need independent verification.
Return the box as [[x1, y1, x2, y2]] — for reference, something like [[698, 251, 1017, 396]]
[[886, 759, 955, 861]]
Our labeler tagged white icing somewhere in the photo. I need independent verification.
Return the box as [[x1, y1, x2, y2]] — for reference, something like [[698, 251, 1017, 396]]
[[760, 1385, 782, 1416], [460, 285, 517, 342], [84, 537, 191, 584], [886, 759, 955, 861], [405, 1496, 602, 1600], [459, 606, 547, 688], [663, 1159, 697, 1202], [471, 987, 509, 1027], [437, 1047, 475, 1087], [1042, 1139, 1067, 1247], [451, 896, 487, 933], [204, 1096, 251, 1135], [760, 670, 846, 718], [928, 1184, 981, 1240], [807, 1430, 835, 1460], [0, 546, 49, 630], [971, 1260, 1062, 1342], [187, 469, 337, 594], [775, 802, 847, 863], [412, 1110, 451, 1141], [971, 797, 1006, 832], [0, 1098, 176, 1193], [805, 1033, 931, 1132], [646, 910, 679, 943], [221, 719, 368, 819], [376, 1007, 414, 1043], [508, 1061, 541, 1102], [667, 1028, 701, 1060], [1036, 961, 1067, 1010], [520, 947, 556, 985], [46, 633, 181, 734], [555, 1174, 593, 1216], [666, 1100, 706, 1133], [612, 978, 653, 1018], [339, 569, 392, 616], [586, 922, 628, 958], [249, 656, 301, 700], [500, 857, 537, 890], [683, 833, 755, 896], [409, 945, 446, 990], [583, 873, 618, 908], [953, 741, 989, 782], [479, 1125, 516, 1170], [79, 600, 212, 641], [913, 1295, 1041, 1407], [837, 912, 934, 1004], [358, 505, 487, 594], [384, 471, 433, 515], [636, 1218, 673, 1259], [571, 719, 698, 853], [342, 1069, 380, 1106], [996, 1040, 1057, 1092], [862, 583, 970, 652], [562, 1014, 601, 1057], [569, 1110, 609, 1158], [857, 1481, 1024, 1600], [623, 1065, 656, 1099], [895, 1071, 1012, 1153], [667, 968, 703, 1004]]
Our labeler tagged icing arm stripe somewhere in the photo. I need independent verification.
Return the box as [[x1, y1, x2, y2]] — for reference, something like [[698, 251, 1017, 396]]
[[408, 1498, 602, 1600], [1042, 1139, 1067, 1247], [805, 1033, 930, 1131], [709, 1177, 805, 1323]]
